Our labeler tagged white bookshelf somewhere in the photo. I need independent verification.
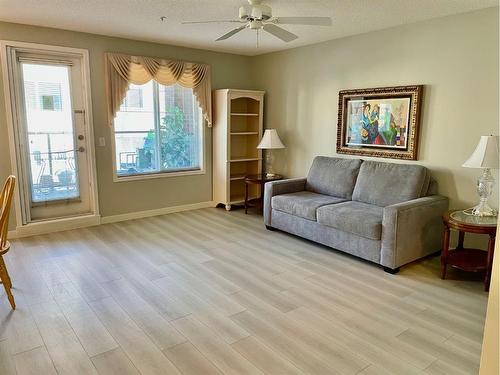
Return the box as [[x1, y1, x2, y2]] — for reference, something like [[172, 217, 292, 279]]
[[213, 89, 265, 210]]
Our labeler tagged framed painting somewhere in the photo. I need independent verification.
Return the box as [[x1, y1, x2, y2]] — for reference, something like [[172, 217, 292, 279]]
[[336, 85, 423, 160]]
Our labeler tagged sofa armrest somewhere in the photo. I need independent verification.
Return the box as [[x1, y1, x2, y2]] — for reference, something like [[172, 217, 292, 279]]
[[381, 195, 449, 269], [263, 178, 307, 226]]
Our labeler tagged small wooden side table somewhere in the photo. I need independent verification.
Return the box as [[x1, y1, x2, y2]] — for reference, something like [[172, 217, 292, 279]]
[[244, 174, 283, 214], [441, 210, 497, 291]]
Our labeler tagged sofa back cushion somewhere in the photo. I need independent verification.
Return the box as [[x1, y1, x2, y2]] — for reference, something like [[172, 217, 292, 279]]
[[352, 160, 430, 207], [306, 156, 362, 199]]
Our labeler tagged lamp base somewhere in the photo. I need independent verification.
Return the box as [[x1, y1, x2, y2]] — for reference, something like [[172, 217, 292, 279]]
[[470, 168, 498, 217], [264, 150, 275, 177], [470, 199, 497, 217]]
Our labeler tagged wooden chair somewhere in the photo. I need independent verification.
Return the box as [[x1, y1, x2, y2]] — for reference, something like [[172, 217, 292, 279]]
[[0, 175, 16, 309]]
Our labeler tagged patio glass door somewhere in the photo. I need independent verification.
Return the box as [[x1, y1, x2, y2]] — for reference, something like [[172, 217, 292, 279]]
[[16, 53, 92, 222]]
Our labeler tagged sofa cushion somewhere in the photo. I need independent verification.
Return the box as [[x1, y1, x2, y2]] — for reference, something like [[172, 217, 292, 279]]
[[352, 160, 429, 207], [272, 191, 346, 221], [306, 156, 362, 199], [317, 201, 384, 240]]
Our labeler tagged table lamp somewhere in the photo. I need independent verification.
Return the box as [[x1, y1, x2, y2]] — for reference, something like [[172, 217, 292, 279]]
[[462, 135, 499, 216], [257, 129, 285, 177]]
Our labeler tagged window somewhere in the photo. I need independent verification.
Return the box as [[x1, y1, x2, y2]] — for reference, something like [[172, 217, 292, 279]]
[[113, 82, 203, 178], [122, 86, 143, 110], [39, 82, 62, 111], [23, 81, 63, 111]]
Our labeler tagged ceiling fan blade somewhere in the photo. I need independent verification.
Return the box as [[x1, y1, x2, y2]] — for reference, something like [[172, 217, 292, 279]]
[[262, 24, 298, 42], [274, 17, 332, 26], [216, 25, 247, 41], [182, 20, 242, 24]]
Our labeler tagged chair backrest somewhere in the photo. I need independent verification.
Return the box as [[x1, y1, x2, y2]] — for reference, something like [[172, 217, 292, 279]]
[[0, 176, 16, 251]]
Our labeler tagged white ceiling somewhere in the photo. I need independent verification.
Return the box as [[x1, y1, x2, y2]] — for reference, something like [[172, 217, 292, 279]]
[[0, 0, 497, 56]]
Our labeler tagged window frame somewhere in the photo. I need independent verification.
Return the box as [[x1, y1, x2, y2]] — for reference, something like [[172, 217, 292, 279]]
[[110, 81, 206, 183]]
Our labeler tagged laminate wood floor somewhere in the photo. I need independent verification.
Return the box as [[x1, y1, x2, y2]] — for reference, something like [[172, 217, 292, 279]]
[[0, 208, 487, 375]]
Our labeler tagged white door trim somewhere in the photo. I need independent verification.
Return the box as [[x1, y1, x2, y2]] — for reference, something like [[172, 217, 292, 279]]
[[0, 40, 100, 232]]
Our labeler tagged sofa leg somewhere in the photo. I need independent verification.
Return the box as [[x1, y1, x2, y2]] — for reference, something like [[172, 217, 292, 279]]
[[383, 267, 400, 274], [266, 225, 276, 231]]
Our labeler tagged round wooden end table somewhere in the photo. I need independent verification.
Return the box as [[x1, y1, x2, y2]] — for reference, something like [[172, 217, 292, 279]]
[[244, 174, 283, 214], [441, 210, 497, 291]]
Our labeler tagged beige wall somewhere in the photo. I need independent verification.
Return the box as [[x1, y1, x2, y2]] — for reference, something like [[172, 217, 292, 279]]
[[251, 7, 499, 247], [1, 8, 498, 236], [0, 22, 257, 229]]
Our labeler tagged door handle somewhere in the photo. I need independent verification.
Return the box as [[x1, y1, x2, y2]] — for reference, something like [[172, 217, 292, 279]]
[[78, 146, 85, 152]]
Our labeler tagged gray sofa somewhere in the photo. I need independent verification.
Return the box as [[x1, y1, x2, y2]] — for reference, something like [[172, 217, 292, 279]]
[[263, 156, 449, 273]]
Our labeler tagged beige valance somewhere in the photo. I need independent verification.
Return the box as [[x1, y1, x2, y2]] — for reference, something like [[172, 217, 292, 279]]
[[106, 52, 212, 126]]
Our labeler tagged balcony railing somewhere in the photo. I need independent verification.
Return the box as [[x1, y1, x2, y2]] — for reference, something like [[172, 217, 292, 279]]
[[28, 131, 79, 202]]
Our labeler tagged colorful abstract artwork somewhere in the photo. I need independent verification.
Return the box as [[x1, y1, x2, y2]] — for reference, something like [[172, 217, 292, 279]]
[[345, 98, 410, 148], [337, 85, 423, 160]]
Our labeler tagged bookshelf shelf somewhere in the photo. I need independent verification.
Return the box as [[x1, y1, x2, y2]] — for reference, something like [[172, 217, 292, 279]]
[[229, 174, 247, 181], [230, 131, 259, 135], [230, 113, 259, 117]]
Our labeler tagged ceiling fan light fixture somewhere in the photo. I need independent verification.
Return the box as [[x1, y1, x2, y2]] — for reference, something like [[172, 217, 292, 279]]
[[249, 20, 262, 30], [251, 7, 262, 19], [239, 4, 271, 22]]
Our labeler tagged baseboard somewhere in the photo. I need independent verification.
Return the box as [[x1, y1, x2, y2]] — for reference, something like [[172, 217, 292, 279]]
[[8, 201, 216, 239], [8, 214, 101, 239], [100, 201, 215, 224]]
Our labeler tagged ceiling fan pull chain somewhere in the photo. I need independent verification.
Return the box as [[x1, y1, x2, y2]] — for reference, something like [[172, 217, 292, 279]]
[[256, 28, 259, 48]]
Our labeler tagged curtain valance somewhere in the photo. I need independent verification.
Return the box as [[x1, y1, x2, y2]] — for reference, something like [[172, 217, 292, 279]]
[[106, 53, 212, 126]]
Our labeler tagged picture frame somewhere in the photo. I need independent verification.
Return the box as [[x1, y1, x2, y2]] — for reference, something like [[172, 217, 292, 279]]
[[336, 85, 423, 160]]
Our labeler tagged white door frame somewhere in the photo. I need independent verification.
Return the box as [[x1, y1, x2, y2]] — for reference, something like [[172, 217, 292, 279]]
[[0, 40, 100, 235]]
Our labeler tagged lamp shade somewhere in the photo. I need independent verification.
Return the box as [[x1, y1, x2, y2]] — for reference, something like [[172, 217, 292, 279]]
[[257, 129, 285, 149], [463, 135, 499, 169]]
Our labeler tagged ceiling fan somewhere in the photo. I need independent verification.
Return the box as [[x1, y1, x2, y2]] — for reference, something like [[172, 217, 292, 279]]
[[182, 0, 332, 43]]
